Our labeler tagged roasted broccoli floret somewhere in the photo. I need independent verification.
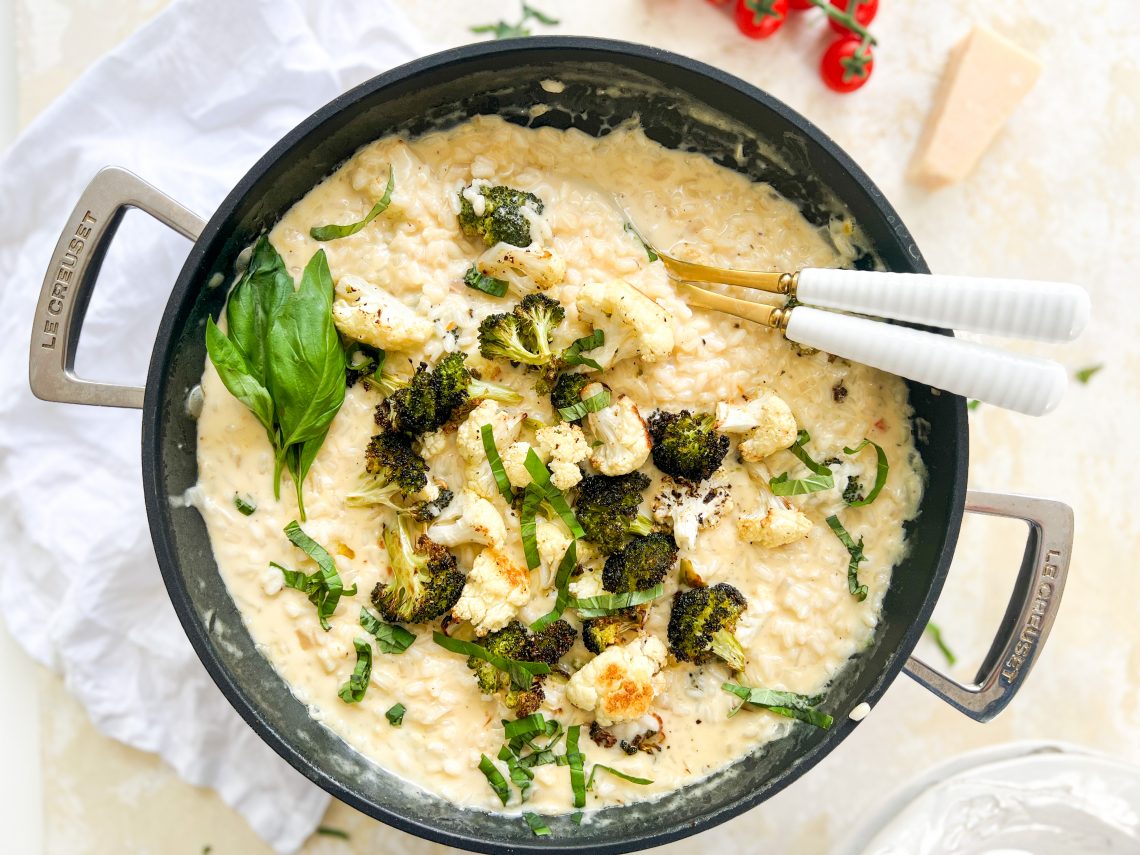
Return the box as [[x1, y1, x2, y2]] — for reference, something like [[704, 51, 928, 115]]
[[458, 184, 544, 248], [529, 619, 576, 664], [433, 351, 523, 418], [842, 476, 864, 505], [551, 372, 591, 420], [574, 472, 653, 554], [344, 342, 408, 397], [602, 532, 679, 593], [372, 513, 464, 624], [666, 582, 748, 671], [346, 431, 429, 508], [582, 609, 642, 655], [466, 620, 551, 718], [647, 409, 730, 482], [410, 487, 454, 522], [515, 293, 565, 361], [478, 293, 569, 374], [387, 362, 441, 436]]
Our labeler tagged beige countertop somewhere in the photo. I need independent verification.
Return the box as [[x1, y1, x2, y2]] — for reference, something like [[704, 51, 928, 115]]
[[4, 1, 1138, 853]]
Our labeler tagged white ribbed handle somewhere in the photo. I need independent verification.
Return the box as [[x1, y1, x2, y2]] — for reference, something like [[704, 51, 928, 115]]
[[796, 268, 1089, 342], [784, 307, 1067, 416]]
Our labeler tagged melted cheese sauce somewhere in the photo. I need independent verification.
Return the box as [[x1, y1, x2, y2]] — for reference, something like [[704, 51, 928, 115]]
[[193, 115, 925, 815]]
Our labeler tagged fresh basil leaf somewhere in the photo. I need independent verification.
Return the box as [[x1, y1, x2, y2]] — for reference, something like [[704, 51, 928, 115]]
[[566, 724, 587, 809], [523, 449, 585, 539], [522, 812, 551, 837], [586, 764, 653, 789], [337, 637, 372, 704], [560, 329, 605, 370], [310, 169, 395, 241], [572, 584, 664, 619], [842, 438, 888, 506], [432, 632, 550, 691], [530, 540, 577, 632], [205, 318, 274, 431], [359, 606, 415, 653], [287, 426, 330, 521], [279, 521, 357, 630], [825, 514, 868, 601], [478, 754, 511, 805], [520, 484, 545, 570], [226, 235, 293, 384], [233, 494, 257, 516], [770, 428, 835, 495], [556, 388, 611, 422], [463, 264, 509, 297], [722, 682, 833, 729], [385, 703, 406, 726], [503, 714, 548, 740], [925, 621, 957, 666]]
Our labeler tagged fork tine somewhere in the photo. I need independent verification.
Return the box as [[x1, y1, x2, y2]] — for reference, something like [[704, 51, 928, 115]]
[[679, 283, 784, 329], [659, 252, 790, 293]]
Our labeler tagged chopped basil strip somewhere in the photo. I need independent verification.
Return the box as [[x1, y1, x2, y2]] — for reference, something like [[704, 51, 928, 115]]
[[504, 714, 549, 740], [966, 399, 981, 411], [523, 449, 585, 539], [842, 438, 889, 507], [359, 607, 415, 653], [337, 637, 372, 704], [573, 583, 665, 619], [481, 423, 515, 503], [519, 483, 545, 570], [233, 494, 257, 515], [498, 744, 535, 801], [557, 387, 611, 422], [531, 540, 577, 632], [587, 764, 654, 789], [722, 683, 833, 730], [624, 222, 659, 263], [385, 703, 406, 726], [560, 329, 605, 371], [770, 429, 835, 496], [1075, 363, 1103, 384], [310, 169, 395, 240], [571, 811, 584, 825], [316, 826, 350, 839], [463, 264, 509, 297], [478, 754, 511, 805], [432, 631, 550, 690], [925, 622, 957, 666], [825, 515, 868, 601], [276, 521, 357, 630], [566, 724, 587, 809], [523, 812, 551, 837]]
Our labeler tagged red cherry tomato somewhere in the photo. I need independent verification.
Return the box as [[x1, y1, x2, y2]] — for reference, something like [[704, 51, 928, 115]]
[[827, 0, 878, 35], [820, 37, 874, 93], [734, 0, 789, 39], [788, 0, 817, 8]]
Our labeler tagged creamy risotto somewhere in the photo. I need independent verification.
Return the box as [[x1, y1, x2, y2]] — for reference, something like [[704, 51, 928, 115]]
[[193, 114, 924, 818]]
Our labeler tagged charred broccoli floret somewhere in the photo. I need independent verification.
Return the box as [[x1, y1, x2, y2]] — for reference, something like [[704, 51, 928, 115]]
[[582, 609, 642, 654], [433, 351, 523, 417], [478, 293, 569, 371], [529, 619, 576, 664], [550, 372, 591, 420], [346, 431, 429, 508], [466, 620, 554, 718], [647, 409, 730, 482], [602, 532, 679, 593], [409, 487, 454, 522], [387, 362, 441, 436], [666, 583, 748, 671], [515, 293, 565, 361], [574, 472, 652, 554], [372, 513, 464, 624], [458, 184, 544, 248]]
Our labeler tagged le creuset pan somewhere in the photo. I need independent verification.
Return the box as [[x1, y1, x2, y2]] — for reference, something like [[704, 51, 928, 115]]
[[27, 38, 1073, 854]]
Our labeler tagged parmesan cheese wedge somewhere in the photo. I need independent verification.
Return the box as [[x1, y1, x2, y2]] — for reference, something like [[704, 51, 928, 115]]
[[908, 26, 1041, 189]]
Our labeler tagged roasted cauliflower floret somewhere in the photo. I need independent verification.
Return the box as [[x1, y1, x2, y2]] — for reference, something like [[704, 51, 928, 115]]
[[652, 476, 734, 550], [535, 422, 589, 490], [477, 242, 566, 291], [501, 441, 536, 490], [332, 274, 433, 351], [535, 518, 573, 588], [456, 401, 524, 500], [428, 490, 508, 547], [716, 395, 798, 461], [585, 383, 651, 476], [565, 637, 668, 726], [453, 546, 531, 635], [737, 500, 813, 548], [576, 279, 675, 365]]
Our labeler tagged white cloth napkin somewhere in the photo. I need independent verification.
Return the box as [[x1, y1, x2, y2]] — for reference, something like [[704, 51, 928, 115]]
[[0, 0, 426, 850]]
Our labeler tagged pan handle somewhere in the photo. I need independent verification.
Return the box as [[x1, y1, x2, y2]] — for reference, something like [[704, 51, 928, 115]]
[[904, 490, 1073, 722], [28, 166, 205, 409]]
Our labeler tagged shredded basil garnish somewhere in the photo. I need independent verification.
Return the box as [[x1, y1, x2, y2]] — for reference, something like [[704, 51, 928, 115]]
[[275, 521, 357, 630], [842, 438, 888, 506], [233, 494, 257, 515], [587, 764, 653, 789], [480, 423, 515, 503], [722, 683, 833, 729], [478, 754, 511, 805], [310, 168, 395, 241], [503, 714, 549, 740], [463, 264, 509, 297], [523, 812, 551, 836], [337, 637, 372, 704], [966, 399, 981, 411], [519, 483, 545, 570], [531, 540, 577, 632], [770, 429, 835, 496], [385, 703, 406, 726], [566, 724, 587, 809], [316, 827, 350, 839], [571, 812, 584, 825], [560, 329, 605, 371], [432, 631, 550, 690], [624, 222, 659, 263], [498, 744, 535, 801], [825, 514, 868, 601], [925, 622, 957, 666], [1075, 364, 1103, 384], [557, 387, 611, 422], [523, 449, 585, 539], [572, 584, 665, 619], [359, 606, 415, 653]]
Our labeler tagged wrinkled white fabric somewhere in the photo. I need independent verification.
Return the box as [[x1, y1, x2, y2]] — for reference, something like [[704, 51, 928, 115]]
[[0, 0, 426, 850]]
